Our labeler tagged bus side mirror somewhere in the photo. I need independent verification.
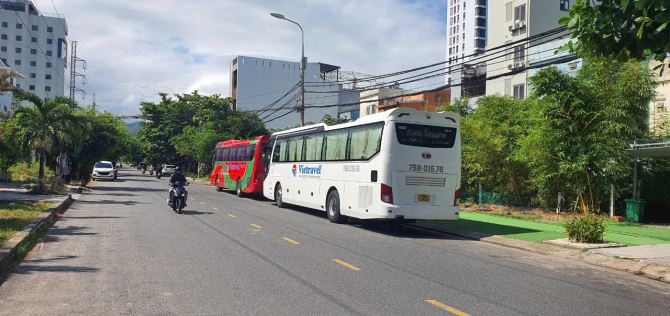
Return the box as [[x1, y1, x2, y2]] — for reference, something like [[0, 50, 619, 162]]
[[371, 170, 378, 182]]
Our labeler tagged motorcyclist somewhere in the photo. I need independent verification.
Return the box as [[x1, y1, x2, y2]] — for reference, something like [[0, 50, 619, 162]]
[[168, 166, 188, 207]]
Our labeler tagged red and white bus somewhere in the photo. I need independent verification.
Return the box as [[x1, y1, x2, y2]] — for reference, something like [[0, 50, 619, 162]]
[[210, 136, 270, 197]]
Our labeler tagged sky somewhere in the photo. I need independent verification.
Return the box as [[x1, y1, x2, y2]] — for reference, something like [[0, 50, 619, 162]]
[[38, 0, 447, 116]]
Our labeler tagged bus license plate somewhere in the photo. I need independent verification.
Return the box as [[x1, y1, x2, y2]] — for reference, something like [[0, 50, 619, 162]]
[[417, 194, 430, 203]]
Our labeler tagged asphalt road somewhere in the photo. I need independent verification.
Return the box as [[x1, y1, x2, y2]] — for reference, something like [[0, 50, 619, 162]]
[[1, 169, 669, 315]]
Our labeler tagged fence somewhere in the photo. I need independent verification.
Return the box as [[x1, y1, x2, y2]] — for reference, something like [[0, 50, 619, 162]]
[[461, 188, 539, 208]]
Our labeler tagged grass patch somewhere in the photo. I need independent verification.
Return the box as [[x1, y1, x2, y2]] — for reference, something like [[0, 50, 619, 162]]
[[0, 201, 52, 247], [431, 211, 670, 246]]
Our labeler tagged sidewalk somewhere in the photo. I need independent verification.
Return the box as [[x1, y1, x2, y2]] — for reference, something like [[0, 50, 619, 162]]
[[416, 211, 670, 283]]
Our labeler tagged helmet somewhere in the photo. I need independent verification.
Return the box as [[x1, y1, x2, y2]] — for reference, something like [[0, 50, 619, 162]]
[[175, 166, 182, 173]]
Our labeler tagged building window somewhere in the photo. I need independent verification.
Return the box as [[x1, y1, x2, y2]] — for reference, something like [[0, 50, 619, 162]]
[[31, 37, 36, 43], [46, 38, 52, 45], [15, 35, 21, 41], [30, 73, 36, 79], [568, 62, 578, 70], [477, 28, 486, 38], [46, 62, 52, 68], [14, 60, 21, 66], [47, 26, 53, 33], [46, 50, 52, 56], [30, 61, 36, 67], [513, 45, 525, 62], [657, 102, 666, 112], [45, 74, 51, 80], [0, 58, 6, 65], [16, 23, 22, 29], [1, 22, 6, 28], [514, 4, 526, 22], [45, 86, 51, 92], [560, 0, 570, 11], [0, 46, 5, 52], [30, 48, 36, 54], [31, 25, 37, 31], [513, 84, 525, 100], [476, 39, 486, 49], [476, 7, 486, 16], [15, 47, 21, 53], [0, 34, 5, 40], [476, 17, 486, 27], [15, 83, 20, 89], [29, 85, 35, 91]]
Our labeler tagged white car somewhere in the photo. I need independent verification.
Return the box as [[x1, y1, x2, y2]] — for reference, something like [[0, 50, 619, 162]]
[[92, 161, 117, 181], [162, 164, 176, 176]]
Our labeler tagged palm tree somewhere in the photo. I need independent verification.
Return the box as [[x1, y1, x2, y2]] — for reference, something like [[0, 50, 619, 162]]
[[12, 91, 79, 193]]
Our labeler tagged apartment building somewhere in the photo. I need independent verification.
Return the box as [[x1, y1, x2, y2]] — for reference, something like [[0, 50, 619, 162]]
[[446, 0, 487, 102], [358, 87, 404, 118], [230, 55, 341, 129], [486, 0, 575, 99], [0, 58, 22, 114], [0, 0, 67, 102], [649, 59, 670, 137], [378, 88, 451, 113]]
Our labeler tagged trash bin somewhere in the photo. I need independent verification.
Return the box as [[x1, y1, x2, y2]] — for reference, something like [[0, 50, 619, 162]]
[[624, 199, 645, 223]]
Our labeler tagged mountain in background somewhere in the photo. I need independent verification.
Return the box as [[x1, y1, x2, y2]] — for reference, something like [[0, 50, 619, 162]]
[[126, 122, 141, 135]]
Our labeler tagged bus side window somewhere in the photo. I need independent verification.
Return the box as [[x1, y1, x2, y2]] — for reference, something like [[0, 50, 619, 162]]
[[325, 129, 349, 161], [304, 133, 323, 161], [222, 148, 229, 161], [235, 147, 244, 161], [350, 123, 383, 160]]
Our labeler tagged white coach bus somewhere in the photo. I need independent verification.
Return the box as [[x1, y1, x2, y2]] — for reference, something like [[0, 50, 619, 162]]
[[262, 108, 461, 223]]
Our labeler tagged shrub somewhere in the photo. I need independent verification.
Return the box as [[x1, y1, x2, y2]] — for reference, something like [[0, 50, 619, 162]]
[[7, 162, 52, 183], [562, 213, 606, 243]]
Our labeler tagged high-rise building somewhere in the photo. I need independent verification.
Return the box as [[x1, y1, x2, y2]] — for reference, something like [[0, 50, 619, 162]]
[[230, 55, 341, 129], [0, 0, 67, 101], [486, 0, 576, 100], [446, 0, 487, 102]]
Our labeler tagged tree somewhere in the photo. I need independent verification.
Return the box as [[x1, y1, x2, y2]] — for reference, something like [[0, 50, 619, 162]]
[[321, 114, 348, 126], [459, 96, 532, 199], [522, 60, 655, 211], [561, 0, 670, 62], [11, 92, 79, 192], [139, 92, 267, 172]]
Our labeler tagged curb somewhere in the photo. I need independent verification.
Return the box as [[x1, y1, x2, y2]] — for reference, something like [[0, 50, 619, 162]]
[[0, 195, 73, 274], [411, 221, 670, 284]]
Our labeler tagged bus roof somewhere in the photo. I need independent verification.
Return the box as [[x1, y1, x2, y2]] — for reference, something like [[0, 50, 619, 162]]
[[215, 135, 269, 148], [271, 108, 459, 137]]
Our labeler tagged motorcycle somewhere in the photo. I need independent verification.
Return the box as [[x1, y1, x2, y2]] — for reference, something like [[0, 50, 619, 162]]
[[156, 169, 162, 179], [149, 165, 154, 176], [169, 181, 188, 214]]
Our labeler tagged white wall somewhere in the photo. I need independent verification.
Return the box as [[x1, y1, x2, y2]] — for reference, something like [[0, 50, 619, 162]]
[[232, 55, 338, 129]]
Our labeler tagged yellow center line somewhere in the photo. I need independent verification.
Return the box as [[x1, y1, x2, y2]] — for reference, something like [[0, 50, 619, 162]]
[[212, 207, 220, 211], [227, 214, 237, 218], [250, 224, 263, 229], [282, 237, 300, 245], [332, 258, 361, 271], [424, 300, 469, 316]]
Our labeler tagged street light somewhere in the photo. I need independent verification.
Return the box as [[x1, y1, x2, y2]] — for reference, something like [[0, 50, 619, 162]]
[[271, 12, 306, 126]]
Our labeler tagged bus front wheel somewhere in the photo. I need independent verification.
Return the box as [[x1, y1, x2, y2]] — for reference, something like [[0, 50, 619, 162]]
[[275, 183, 284, 208], [327, 190, 346, 224]]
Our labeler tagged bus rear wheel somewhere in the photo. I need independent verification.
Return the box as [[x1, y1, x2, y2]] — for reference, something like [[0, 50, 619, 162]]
[[327, 190, 346, 224], [236, 179, 243, 197], [275, 183, 284, 208]]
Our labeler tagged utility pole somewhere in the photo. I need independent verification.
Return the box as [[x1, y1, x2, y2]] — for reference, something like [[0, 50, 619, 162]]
[[69, 41, 87, 102], [270, 13, 306, 126]]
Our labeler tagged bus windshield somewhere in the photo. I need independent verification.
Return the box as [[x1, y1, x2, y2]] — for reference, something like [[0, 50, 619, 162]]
[[395, 123, 457, 148]]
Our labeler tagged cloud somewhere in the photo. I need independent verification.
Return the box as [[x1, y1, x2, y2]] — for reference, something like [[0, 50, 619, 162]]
[[42, 0, 446, 115]]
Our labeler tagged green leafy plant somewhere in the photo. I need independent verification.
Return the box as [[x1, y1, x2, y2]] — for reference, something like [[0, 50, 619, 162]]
[[562, 213, 606, 243]]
